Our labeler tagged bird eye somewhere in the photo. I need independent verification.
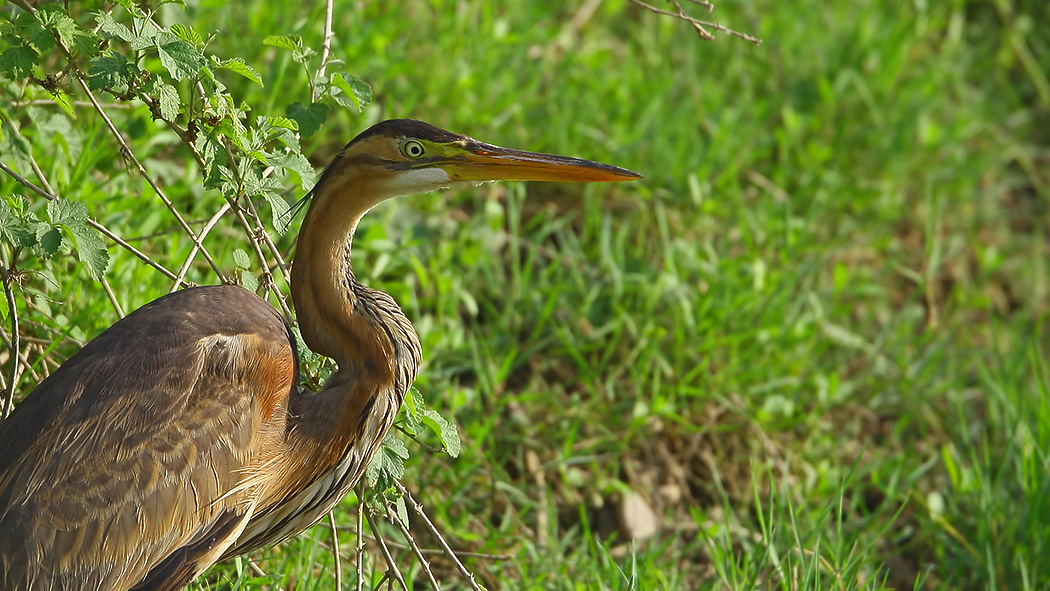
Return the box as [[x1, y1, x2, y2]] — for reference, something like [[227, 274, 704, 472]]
[[401, 140, 425, 159]]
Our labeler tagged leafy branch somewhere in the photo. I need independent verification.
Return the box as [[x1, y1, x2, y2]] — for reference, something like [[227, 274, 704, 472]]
[[1, 1, 472, 588]]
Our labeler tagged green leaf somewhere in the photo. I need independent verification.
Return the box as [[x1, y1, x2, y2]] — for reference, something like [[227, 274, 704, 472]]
[[332, 73, 373, 112], [265, 116, 298, 131], [232, 248, 251, 268], [151, 80, 180, 120], [218, 57, 263, 87], [50, 91, 76, 119], [155, 32, 207, 81], [67, 224, 110, 280], [36, 6, 94, 55], [401, 388, 425, 435], [170, 23, 204, 47], [46, 199, 85, 227], [394, 495, 409, 529], [421, 409, 462, 458], [286, 102, 328, 139], [88, 53, 136, 93], [45, 200, 109, 280], [262, 34, 300, 53], [96, 13, 135, 43], [261, 190, 293, 234], [0, 46, 37, 80], [36, 226, 62, 257], [16, 11, 54, 52], [238, 268, 259, 292], [271, 150, 316, 193], [366, 436, 409, 491], [0, 198, 35, 249]]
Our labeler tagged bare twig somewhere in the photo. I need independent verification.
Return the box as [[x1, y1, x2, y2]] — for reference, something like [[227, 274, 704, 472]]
[[218, 141, 295, 320], [315, 0, 336, 102], [395, 482, 484, 591], [56, 50, 227, 281], [364, 509, 410, 591], [328, 511, 344, 590], [356, 485, 366, 591], [0, 161, 185, 285], [171, 202, 231, 293], [0, 319, 39, 385], [100, 277, 126, 318], [627, 0, 761, 44], [384, 499, 442, 591], [0, 267, 22, 419]]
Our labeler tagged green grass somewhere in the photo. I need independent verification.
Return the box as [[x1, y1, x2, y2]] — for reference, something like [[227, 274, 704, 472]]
[[2, 0, 1049, 589]]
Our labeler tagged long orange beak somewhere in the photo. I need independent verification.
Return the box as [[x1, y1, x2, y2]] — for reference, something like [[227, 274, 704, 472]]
[[442, 141, 642, 183]]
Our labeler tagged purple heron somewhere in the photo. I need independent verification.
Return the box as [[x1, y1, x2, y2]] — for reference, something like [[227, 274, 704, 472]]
[[0, 119, 640, 591]]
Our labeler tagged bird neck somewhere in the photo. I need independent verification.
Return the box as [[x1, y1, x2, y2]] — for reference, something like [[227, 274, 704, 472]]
[[290, 167, 420, 387]]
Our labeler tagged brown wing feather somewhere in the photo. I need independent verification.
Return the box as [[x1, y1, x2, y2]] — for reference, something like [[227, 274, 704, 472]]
[[0, 285, 297, 591]]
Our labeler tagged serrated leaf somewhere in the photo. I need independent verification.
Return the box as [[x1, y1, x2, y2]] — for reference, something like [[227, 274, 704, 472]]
[[421, 409, 462, 458], [37, 226, 62, 257], [0, 199, 35, 249], [272, 151, 316, 193], [400, 388, 425, 435], [68, 224, 109, 280], [332, 73, 372, 112], [96, 13, 135, 43], [394, 496, 409, 529], [88, 53, 135, 93], [366, 436, 409, 490], [170, 23, 203, 47], [286, 101, 328, 139], [265, 116, 298, 131], [0, 46, 38, 79], [238, 269, 258, 292], [47, 199, 87, 226], [155, 33, 207, 80], [36, 6, 94, 55], [232, 248, 251, 268], [261, 190, 293, 234], [262, 34, 300, 53], [16, 11, 54, 52], [151, 80, 180, 120], [219, 57, 263, 87]]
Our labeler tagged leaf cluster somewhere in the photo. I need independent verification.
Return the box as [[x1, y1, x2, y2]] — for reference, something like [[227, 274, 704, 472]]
[[0, 1, 459, 513], [0, 196, 108, 281]]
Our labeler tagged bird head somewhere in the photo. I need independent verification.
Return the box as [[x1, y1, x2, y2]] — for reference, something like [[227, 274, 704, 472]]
[[314, 119, 641, 207]]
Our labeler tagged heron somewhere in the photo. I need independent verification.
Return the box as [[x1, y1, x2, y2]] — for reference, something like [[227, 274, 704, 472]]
[[0, 119, 640, 591]]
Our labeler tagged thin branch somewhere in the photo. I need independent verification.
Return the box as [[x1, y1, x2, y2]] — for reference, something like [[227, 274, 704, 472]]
[[218, 141, 295, 320], [384, 499, 442, 591], [329, 511, 343, 590], [395, 482, 484, 591], [0, 317, 39, 385], [100, 276, 126, 318], [315, 0, 336, 102], [0, 267, 22, 419], [364, 509, 410, 591], [171, 202, 231, 293], [58, 53, 227, 281], [238, 189, 293, 312], [627, 0, 761, 44], [356, 485, 366, 591], [0, 161, 185, 285]]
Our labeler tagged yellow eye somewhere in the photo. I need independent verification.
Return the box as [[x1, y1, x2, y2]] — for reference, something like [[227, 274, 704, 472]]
[[401, 140, 425, 159]]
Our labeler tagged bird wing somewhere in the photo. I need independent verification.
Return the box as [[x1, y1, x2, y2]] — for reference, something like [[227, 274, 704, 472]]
[[0, 285, 297, 591]]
